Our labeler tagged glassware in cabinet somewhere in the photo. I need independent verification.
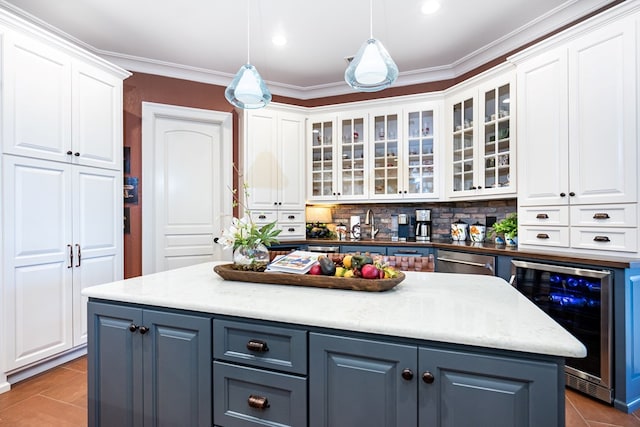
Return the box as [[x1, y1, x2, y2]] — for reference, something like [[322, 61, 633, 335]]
[[406, 110, 435, 195], [482, 84, 511, 190], [452, 97, 475, 192], [372, 114, 399, 196], [339, 117, 366, 198]]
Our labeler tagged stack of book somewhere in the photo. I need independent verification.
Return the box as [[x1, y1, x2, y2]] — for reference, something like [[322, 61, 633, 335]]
[[266, 250, 321, 274]]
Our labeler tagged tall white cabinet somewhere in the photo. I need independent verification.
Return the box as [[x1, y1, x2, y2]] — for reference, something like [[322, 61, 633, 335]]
[[0, 10, 129, 381], [241, 105, 307, 240], [514, 6, 638, 254]]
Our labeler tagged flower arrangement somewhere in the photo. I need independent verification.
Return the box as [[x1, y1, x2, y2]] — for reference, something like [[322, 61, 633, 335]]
[[218, 180, 281, 271]]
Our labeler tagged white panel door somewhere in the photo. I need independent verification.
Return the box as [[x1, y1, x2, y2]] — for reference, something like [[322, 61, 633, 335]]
[[2, 30, 72, 161], [142, 103, 233, 274], [71, 165, 123, 346], [72, 61, 123, 170], [2, 156, 73, 370], [568, 18, 637, 205], [516, 47, 569, 207]]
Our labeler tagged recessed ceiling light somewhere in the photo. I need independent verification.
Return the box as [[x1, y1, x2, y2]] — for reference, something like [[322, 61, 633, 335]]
[[272, 34, 287, 46], [421, 0, 441, 15]]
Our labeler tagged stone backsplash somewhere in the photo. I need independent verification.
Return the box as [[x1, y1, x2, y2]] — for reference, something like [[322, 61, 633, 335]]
[[310, 198, 517, 241]]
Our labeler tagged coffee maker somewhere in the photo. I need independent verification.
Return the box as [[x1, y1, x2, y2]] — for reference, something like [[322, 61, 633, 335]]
[[415, 209, 432, 242]]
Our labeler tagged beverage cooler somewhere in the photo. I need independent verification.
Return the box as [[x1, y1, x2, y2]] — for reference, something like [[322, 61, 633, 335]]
[[510, 260, 613, 403]]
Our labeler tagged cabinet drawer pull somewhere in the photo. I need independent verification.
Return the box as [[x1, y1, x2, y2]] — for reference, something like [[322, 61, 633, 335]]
[[246, 339, 269, 352], [288, 215, 295, 220], [593, 236, 611, 243], [248, 394, 270, 410], [288, 228, 295, 232], [422, 371, 435, 384], [593, 213, 610, 220], [536, 213, 549, 219], [536, 233, 550, 239], [67, 244, 73, 269], [258, 215, 267, 220], [401, 368, 414, 381]]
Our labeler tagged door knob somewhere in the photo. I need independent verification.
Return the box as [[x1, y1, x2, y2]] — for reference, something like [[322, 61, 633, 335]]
[[401, 368, 414, 381], [422, 371, 435, 384]]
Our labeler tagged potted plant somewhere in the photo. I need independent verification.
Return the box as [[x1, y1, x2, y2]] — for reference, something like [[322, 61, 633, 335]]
[[490, 213, 518, 246]]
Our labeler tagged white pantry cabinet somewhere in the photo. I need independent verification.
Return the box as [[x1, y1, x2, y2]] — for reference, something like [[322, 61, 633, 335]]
[[0, 10, 129, 379], [2, 156, 122, 370], [514, 6, 638, 254], [2, 29, 124, 171], [241, 105, 306, 240]]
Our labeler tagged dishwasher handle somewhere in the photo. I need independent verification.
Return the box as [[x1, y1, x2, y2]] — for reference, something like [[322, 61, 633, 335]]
[[436, 256, 494, 274]]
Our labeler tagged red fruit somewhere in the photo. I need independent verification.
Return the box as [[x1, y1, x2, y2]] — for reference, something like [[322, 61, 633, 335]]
[[361, 264, 380, 279], [309, 264, 322, 275]]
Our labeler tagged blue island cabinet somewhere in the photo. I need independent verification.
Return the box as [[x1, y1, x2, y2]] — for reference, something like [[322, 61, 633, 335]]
[[87, 301, 212, 427], [310, 333, 564, 427]]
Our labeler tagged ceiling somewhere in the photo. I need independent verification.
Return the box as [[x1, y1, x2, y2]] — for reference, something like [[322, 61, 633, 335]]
[[0, 0, 619, 99]]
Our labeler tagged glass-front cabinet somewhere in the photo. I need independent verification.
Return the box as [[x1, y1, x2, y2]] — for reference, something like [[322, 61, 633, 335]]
[[446, 70, 515, 199], [370, 103, 439, 200], [308, 114, 368, 201]]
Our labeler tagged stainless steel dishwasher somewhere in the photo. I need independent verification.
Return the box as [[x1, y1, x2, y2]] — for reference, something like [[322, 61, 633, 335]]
[[436, 249, 495, 275]]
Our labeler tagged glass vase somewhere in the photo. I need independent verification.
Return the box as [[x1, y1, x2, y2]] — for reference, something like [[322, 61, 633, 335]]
[[232, 243, 270, 271]]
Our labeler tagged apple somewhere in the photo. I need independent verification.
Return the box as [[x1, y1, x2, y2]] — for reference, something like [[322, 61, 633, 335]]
[[360, 264, 380, 279], [309, 264, 322, 275]]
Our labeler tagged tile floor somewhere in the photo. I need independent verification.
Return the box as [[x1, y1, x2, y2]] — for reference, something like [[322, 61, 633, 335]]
[[0, 356, 639, 426]]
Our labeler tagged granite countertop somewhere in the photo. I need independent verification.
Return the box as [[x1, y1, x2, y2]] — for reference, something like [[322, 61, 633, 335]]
[[83, 261, 586, 358]]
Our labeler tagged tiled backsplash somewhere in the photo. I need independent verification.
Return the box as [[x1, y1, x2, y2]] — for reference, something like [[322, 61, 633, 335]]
[[310, 198, 517, 241]]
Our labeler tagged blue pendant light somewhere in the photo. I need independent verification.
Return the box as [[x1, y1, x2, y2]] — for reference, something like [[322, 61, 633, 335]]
[[345, 0, 399, 92], [225, 0, 271, 109]]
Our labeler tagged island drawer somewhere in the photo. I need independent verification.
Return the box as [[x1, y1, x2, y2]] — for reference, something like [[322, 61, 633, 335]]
[[213, 361, 307, 427], [213, 319, 307, 375]]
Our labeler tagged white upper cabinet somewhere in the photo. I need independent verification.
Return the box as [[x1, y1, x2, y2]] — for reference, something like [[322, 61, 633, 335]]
[[445, 69, 516, 200], [2, 27, 124, 170], [517, 15, 637, 208]]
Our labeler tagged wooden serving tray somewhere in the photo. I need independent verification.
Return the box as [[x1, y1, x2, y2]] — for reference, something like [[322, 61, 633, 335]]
[[213, 264, 405, 292]]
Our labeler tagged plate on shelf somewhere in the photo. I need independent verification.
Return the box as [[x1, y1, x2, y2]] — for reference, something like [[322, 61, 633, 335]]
[[214, 264, 405, 292]]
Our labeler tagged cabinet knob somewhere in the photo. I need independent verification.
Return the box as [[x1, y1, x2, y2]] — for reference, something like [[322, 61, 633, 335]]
[[560, 193, 566, 197], [569, 192, 575, 197], [288, 215, 295, 220], [139, 326, 149, 335], [74, 152, 80, 157], [246, 339, 269, 352], [422, 371, 435, 384], [258, 215, 267, 220], [401, 368, 414, 381], [128, 324, 138, 333], [248, 394, 270, 410], [66, 150, 73, 155], [213, 237, 219, 243]]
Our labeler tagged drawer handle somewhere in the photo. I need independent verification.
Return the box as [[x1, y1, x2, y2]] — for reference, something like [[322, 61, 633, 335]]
[[536, 213, 549, 219], [593, 236, 611, 243], [258, 215, 267, 220], [288, 215, 295, 220], [246, 339, 269, 352], [593, 213, 610, 220], [536, 233, 550, 239], [288, 228, 295, 232], [248, 394, 270, 410]]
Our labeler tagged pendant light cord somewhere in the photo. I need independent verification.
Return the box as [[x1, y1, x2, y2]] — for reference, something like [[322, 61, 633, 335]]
[[369, 0, 373, 39], [246, 0, 251, 64]]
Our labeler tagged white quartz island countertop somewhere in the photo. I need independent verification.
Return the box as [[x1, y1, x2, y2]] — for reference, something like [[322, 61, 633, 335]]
[[83, 261, 586, 358]]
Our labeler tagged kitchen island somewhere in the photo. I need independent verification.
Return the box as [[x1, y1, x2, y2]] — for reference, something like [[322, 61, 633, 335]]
[[84, 261, 585, 427]]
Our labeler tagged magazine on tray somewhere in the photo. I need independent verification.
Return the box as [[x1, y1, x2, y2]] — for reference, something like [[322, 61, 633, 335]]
[[266, 250, 321, 274]]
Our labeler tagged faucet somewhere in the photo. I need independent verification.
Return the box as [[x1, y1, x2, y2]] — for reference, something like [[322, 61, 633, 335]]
[[364, 209, 380, 240]]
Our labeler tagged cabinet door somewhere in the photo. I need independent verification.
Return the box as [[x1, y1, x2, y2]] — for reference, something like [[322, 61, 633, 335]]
[[568, 18, 637, 205], [517, 47, 569, 207], [371, 111, 401, 199], [309, 118, 337, 201], [72, 166, 123, 346], [404, 107, 438, 199], [309, 333, 417, 427], [278, 112, 306, 210], [87, 302, 143, 427], [2, 30, 72, 162], [338, 115, 368, 200], [419, 347, 562, 427], [245, 110, 279, 210], [2, 156, 73, 370], [72, 61, 123, 170], [449, 91, 478, 196], [142, 310, 212, 427]]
